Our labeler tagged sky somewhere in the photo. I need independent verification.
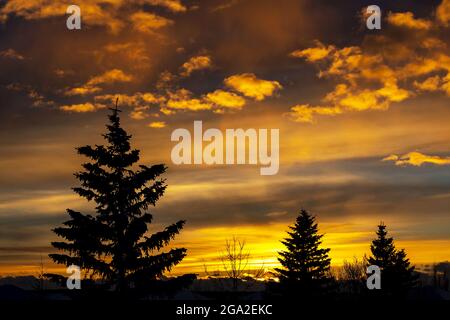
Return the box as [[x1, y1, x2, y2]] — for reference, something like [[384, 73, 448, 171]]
[[0, 0, 449, 276]]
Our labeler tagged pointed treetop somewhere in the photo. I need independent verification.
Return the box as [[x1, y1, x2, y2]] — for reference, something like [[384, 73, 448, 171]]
[[109, 97, 121, 119], [114, 97, 120, 112]]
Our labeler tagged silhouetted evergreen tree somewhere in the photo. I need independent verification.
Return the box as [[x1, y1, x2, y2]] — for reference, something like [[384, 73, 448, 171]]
[[368, 223, 417, 296], [49, 103, 186, 295], [275, 209, 332, 297]]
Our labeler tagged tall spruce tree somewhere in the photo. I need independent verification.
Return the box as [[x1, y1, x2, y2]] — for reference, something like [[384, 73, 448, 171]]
[[368, 223, 417, 296], [49, 103, 186, 294], [275, 209, 332, 296]]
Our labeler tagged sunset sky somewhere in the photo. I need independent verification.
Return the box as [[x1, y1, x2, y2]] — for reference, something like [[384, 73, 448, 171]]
[[0, 0, 450, 276]]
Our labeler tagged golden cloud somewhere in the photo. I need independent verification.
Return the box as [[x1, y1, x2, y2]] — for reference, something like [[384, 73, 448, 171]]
[[130, 110, 147, 120], [0, 1, 125, 33], [382, 154, 399, 162], [180, 55, 212, 77], [375, 81, 410, 102], [442, 73, 450, 95], [95, 92, 165, 119], [398, 58, 440, 79], [0, 48, 24, 60], [285, 104, 342, 123], [0, 1, 66, 22], [65, 69, 133, 96], [96, 92, 163, 106], [383, 152, 450, 166], [147, 121, 166, 128], [290, 41, 335, 62], [145, 0, 187, 13], [287, 4, 450, 124], [166, 98, 212, 111], [205, 90, 246, 110], [224, 73, 282, 101], [28, 90, 55, 107], [156, 71, 176, 90], [130, 11, 173, 34], [165, 89, 211, 111], [414, 76, 442, 91], [339, 90, 384, 111], [387, 12, 432, 30], [87, 69, 133, 86], [59, 103, 104, 113], [421, 38, 446, 49], [285, 78, 411, 123], [103, 42, 151, 68], [160, 107, 175, 115], [0, 0, 185, 33], [60, 90, 164, 116], [0, 0, 187, 33], [436, 0, 450, 26], [65, 86, 101, 96]]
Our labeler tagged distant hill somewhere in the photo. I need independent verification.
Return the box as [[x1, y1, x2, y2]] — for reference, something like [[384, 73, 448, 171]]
[[0, 276, 61, 290], [0, 284, 38, 300]]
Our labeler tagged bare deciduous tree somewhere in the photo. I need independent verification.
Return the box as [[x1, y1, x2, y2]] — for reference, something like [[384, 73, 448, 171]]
[[201, 237, 267, 292], [221, 237, 249, 291], [341, 257, 367, 281], [337, 256, 367, 295]]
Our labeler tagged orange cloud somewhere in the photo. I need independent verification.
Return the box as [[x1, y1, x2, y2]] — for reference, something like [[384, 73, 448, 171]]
[[95, 92, 163, 106], [148, 121, 166, 128], [205, 90, 246, 110], [130, 110, 147, 120], [387, 12, 432, 30], [28, 90, 55, 107], [163, 89, 212, 114], [65, 69, 133, 96], [0, 1, 125, 33], [59, 103, 104, 113], [338, 90, 384, 111], [0, 0, 186, 33], [287, 12, 450, 124], [65, 86, 101, 96], [160, 107, 175, 115], [398, 58, 440, 79], [285, 77, 410, 123], [436, 0, 450, 26], [94, 92, 165, 118], [285, 104, 342, 123], [414, 76, 442, 91], [290, 41, 335, 62], [375, 81, 410, 102], [165, 89, 212, 111], [383, 152, 450, 166], [180, 55, 212, 77], [130, 11, 173, 34], [103, 42, 151, 68], [0, 48, 24, 60], [167, 98, 212, 111], [87, 69, 133, 86], [224, 73, 282, 101], [442, 74, 450, 95], [146, 0, 187, 13]]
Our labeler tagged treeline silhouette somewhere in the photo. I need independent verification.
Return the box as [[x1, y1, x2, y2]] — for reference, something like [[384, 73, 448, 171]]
[[45, 106, 423, 300]]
